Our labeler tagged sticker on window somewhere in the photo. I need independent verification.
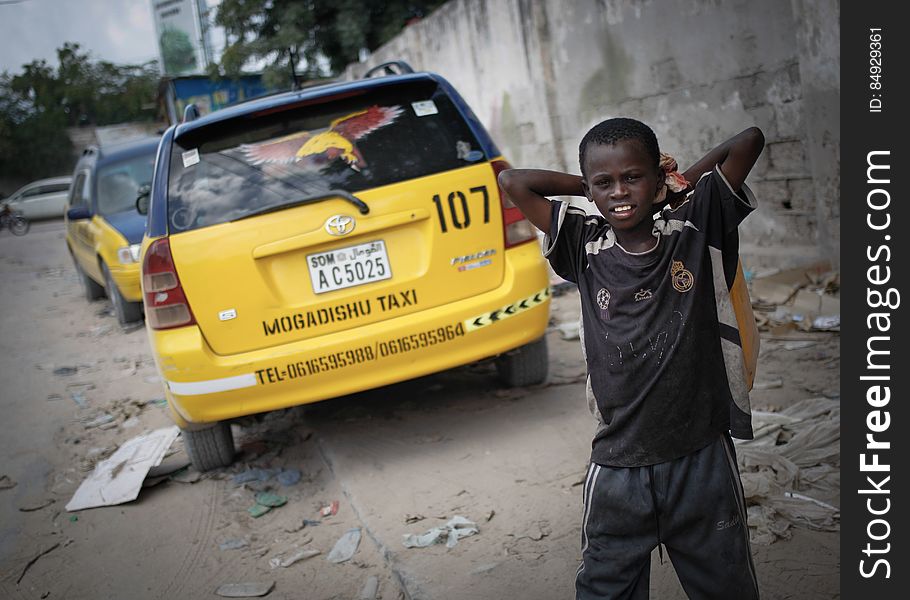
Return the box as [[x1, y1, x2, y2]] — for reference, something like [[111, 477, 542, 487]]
[[411, 100, 439, 117], [182, 149, 200, 168]]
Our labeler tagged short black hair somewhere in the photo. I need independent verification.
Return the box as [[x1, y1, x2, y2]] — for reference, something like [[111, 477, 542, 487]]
[[578, 117, 660, 176]]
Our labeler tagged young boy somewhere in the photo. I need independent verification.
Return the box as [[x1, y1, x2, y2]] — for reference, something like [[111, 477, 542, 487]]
[[498, 118, 765, 599]]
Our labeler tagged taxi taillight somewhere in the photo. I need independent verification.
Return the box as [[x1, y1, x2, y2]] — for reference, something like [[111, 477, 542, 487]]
[[491, 159, 537, 248], [142, 238, 197, 330]]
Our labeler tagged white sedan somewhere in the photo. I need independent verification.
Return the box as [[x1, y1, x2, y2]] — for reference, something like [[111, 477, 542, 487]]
[[4, 176, 73, 220]]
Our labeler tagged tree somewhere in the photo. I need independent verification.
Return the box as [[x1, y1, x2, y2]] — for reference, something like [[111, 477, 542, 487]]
[[0, 43, 161, 183], [214, 0, 446, 87]]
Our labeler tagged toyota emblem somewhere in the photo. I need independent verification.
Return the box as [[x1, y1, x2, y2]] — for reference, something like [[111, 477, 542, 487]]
[[325, 215, 355, 236]]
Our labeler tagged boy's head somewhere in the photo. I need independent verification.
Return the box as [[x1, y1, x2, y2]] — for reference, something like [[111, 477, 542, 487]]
[[578, 118, 664, 233]]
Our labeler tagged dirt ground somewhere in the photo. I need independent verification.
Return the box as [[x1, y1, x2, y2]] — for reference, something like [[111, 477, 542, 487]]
[[1, 221, 839, 599]]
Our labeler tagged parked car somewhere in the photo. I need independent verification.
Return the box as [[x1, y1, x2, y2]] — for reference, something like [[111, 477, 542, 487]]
[[4, 176, 72, 220], [66, 138, 159, 327], [140, 61, 551, 471]]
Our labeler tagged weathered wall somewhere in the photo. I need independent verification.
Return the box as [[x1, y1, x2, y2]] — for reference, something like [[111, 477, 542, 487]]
[[343, 0, 840, 268]]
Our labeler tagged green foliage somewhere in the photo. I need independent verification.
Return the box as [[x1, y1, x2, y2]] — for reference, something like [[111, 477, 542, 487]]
[[214, 0, 446, 85], [160, 27, 198, 75], [0, 43, 161, 183]]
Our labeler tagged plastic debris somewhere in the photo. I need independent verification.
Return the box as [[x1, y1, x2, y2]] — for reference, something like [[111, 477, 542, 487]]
[[752, 379, 783, 390], [555, 321, 580, 340], [812, 315, 840, 331], [327, 528, 361, 563], [403, 515, 479, 549], [214, 582, 275, 598], [53, 366, 78, 376], [66, 426, 180, 511], [735, 398, 840, 544], [269, 548, 320, 568], [83, 413, 115, 429], [254, 492, 287, 508], [248, 504, 272, 518], [69, 390, 88, 408], [219, 539, 249, 551], [359, 575, 380, 599], [233, 468, 280, 485], [320, 500, 339, 517], [277, 468, 301, 486]]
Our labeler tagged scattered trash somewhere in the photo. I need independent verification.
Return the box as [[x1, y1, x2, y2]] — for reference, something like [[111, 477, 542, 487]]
[[781, 341, 817, 351], [16, 542, 60, 585], [484, 510, 496, 522], [255, 492, 287, 507], [0, 475, 16, 490], [812, 315, 840, 331], [220, 538, 250, 551], [752, 379, 783, 390], [269, 548, 320, 568], [121, 417, 141, 429], [248, 504, 273, 518], [359, 575, 380, 599], [19, 499, 56, 512], [150, 398, 167, 407], [214, 581, 275, 598], [171, 469, 202, 484], [69, 390, 88, 408], [69, 515, 78, 522], [555, 321, 580, 341], [403, 515, 479, 549], [735, 398, 840, 544], [404, 514, 425, 524], [327, 528, 361, 563], [83, 413, 115, 429], [53, 366, 78, 376], [147, 454, 192, 478], [46, 393, 63, 402], [320, 500, 339, 517], [277, 468, 301, 486], [248, 492, 287, 518], [66, 426, 180, 511], [233, 468, 280, 485]]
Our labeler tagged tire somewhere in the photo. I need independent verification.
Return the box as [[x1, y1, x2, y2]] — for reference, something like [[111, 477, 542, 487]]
[[9, 215, 29, 235], [72, 254, 105, 301], [102, 263, 143, 326], [496, 337, 549, 387], [182, 422, 235, 472]]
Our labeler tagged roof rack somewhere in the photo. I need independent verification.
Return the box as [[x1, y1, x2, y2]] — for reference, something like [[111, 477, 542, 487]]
[[363, 61, 415, 79]]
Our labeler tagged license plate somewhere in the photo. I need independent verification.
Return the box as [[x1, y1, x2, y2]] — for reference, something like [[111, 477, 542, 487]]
[[308, 240, 392, 294]]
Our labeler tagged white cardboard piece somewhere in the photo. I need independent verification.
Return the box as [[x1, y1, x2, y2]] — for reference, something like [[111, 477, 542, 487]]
[[66, 426, 180, 511]]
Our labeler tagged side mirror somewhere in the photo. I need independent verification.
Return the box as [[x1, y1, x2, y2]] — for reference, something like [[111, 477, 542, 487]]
[[136, 184, 151, 216], [66, 206, 92, 221]]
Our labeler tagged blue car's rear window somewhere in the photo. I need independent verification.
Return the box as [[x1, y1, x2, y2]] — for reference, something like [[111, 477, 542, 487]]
[[166, 82, 485, 233]]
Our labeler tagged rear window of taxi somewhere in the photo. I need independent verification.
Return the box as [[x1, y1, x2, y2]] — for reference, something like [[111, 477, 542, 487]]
[[166, 82, 486, 233]]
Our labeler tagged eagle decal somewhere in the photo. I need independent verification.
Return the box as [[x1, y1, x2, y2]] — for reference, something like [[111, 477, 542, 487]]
[[240, 105, 404, 172]]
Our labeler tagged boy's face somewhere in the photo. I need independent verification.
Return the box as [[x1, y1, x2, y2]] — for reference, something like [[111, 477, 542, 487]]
[[581, 140, 663, 233]]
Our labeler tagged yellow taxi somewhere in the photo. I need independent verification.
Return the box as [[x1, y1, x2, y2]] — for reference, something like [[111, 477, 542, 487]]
[[66, 138, 159, 327], [140, 63, 550, 470]]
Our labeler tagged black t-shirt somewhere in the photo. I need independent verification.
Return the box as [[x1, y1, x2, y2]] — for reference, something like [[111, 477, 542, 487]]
[[545, 165, 757, 466]]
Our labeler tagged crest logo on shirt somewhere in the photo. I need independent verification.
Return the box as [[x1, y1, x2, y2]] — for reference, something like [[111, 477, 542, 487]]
[[634, 288, 653, 302], [671, 260, 694, 293], [596, 288, 611, 310]]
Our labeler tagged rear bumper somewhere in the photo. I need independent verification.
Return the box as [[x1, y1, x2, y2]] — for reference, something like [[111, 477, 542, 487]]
[[151, 242, 550, 426]]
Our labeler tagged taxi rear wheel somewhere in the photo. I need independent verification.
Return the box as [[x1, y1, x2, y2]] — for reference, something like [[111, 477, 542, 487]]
[[102, 263, 143, 327], [183, 422, 235, 472], [72, 254, 105, 301], [496, 337, 549, 387]]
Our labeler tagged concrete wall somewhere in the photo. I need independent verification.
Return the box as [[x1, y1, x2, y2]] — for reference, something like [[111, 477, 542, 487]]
[[343, 0, 840, 268]]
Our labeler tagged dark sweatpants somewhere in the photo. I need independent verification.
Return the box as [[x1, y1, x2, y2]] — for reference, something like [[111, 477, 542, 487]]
[[575, 435, 759, 599]]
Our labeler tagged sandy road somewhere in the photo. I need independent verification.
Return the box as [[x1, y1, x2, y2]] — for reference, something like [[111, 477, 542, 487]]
[[0, 221, 838, 599]]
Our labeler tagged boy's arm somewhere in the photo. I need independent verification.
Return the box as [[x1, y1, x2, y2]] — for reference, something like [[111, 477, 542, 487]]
[[681, 127, 765, 193], [497, 169, 585, 233]]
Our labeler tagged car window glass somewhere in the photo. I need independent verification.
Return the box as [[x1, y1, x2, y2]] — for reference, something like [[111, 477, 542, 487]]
[[44, 183, 71, 194], [96, 154, 156, 216], [167, 82, 484, 232]]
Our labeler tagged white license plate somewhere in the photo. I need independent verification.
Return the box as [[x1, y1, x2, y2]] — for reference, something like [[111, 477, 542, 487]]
[[308, 240, 392, 294]]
